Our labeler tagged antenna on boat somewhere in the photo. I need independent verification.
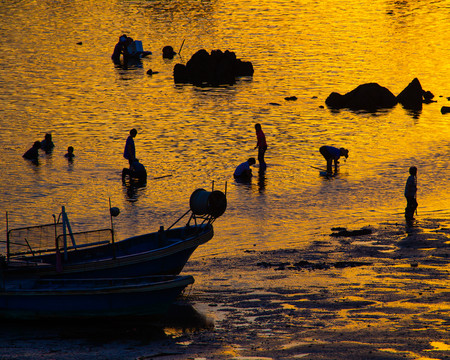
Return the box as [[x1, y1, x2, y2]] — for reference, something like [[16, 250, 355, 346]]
[[61, 206, 76, 261], [53, 214, 63, 272], [5, 212, 9, 263]]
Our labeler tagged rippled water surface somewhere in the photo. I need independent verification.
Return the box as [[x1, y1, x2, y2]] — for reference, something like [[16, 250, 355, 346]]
[[0, 0, 449, 257]]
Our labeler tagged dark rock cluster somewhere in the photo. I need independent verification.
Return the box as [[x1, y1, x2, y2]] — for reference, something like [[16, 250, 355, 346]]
[[173, 49, 254, 86], [325, 78, 434, 111]]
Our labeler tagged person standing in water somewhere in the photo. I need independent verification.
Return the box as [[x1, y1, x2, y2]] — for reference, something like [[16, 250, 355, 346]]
[[404, 166, 418, 222], [319, 145, 349, 174], [123, 128, 137, 166], [254, 123, 267, 170]]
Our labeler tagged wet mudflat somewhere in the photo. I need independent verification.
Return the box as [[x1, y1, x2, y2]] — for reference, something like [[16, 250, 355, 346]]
[[0, 217, 448, 360]]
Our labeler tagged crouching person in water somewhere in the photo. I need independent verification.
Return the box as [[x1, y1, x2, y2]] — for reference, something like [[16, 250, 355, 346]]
[[319, 145, 349, 174], [122, 159, 147, 184], [404, 166, 418, 223], [234, 157, 256, 182]]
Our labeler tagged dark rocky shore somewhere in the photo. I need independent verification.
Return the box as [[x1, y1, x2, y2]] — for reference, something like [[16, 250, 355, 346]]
[[0, 217, 448, 360]]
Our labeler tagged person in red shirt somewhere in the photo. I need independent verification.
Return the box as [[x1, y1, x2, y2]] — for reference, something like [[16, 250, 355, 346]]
[[254, 123, 267, 170]]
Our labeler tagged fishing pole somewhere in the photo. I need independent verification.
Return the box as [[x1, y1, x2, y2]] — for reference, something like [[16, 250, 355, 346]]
[[178, 39, 185, 57]]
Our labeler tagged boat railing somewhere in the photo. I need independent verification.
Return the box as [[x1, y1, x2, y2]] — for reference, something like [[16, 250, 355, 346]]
[[56, 229, 112, 252], [4, 222, 64, 260], [4, 223, 112, 261]]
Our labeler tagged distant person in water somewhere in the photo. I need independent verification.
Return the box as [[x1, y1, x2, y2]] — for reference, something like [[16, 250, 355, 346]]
[[40, 133, 54, 153], [404, 166, 418, 223], [122, 159, 147, 184], [254, 123, 267, 170], [64, 146, 75, 160], [123, 128, 137, 166], [162, 46, 176, 59], [319, 145, 349, 174], [23, 141, 41, 161], [111, 34, 127, 63], [234, 157, 256, 181]]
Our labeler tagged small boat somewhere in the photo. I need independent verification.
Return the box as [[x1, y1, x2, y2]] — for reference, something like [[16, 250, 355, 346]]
[[0, 275, 194, 320], [2, 188, 227, 279]]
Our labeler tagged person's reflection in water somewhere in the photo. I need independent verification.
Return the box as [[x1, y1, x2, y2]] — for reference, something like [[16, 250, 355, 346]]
[[123, 180, 146, 202], [257, 167, 266, 193]]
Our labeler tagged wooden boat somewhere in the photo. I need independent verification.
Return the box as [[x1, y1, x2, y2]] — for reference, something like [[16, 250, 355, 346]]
[[0, 275, 194, 320], [2, 188, 227, 279]]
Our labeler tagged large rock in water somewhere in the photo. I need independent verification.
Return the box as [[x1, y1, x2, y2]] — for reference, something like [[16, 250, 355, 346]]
[[325, 83, 397, 111], [397, 78, 434, 110], [173, 49, 254, 86]]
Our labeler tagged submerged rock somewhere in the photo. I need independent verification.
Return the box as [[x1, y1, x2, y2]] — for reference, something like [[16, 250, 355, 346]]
[[396, 77, 434, 110], [173, 49, 254, 86], [325, 78, 435, 112], [325, 83, 397, 111], [441, 106, 450, 114], [330, 228, 373, 237]]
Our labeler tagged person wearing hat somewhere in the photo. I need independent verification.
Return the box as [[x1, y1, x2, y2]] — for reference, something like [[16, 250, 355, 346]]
[[319, 145, 349, 174]]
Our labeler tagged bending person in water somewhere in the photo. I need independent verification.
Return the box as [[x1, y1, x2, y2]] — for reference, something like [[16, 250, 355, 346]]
[[319, 145, 349, 174], [234, 157, 256, 182], [122, 159, 147, 184], [404, 166, 418, 223]]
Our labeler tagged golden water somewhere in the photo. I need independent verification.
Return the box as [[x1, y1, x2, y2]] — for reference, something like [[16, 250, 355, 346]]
[[0, 0, 449, 257]]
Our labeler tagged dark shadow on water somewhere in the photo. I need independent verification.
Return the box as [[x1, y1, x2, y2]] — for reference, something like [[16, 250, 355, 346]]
[[257, 167, 266, 193], [234, 176, 252, 185], [233, 166, 267, 194], [122, 180, 147, 202], [403, 107, 422, 120], [0, 301, 212, 344]]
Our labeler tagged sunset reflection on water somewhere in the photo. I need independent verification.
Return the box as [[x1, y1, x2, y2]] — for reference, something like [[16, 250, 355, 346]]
[[0, 0, 449, 256], [0, 0, 449, 358]]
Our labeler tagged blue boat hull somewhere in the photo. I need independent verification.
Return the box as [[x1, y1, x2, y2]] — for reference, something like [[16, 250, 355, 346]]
[[0, 275, 194, 320], [6, 224, 213, 279]]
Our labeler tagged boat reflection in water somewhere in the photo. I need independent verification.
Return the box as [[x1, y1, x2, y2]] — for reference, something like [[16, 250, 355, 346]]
[[0, 275, 194, 321]]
